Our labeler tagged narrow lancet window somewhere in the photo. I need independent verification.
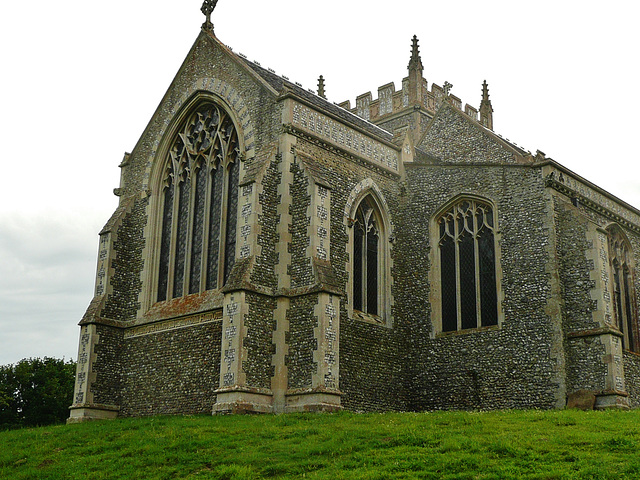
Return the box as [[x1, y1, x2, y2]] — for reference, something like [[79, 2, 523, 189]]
[[438, 199, 498, 331], [607, 226, 638, 351], [157, 102, 240, 302], [353, 196, 382, 316]]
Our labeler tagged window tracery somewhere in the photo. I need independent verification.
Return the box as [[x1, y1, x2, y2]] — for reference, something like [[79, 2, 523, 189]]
[[157, 102, 240, 302], [437, 198, 498, 331]]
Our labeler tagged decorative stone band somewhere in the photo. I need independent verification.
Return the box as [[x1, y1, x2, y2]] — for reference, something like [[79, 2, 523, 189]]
[[123, 310, 222, 339], [544, 166, 640, 234], [291, 103, 399, 171]]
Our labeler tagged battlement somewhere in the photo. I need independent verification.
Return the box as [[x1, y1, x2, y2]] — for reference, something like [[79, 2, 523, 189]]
[[338, 36, 493, 131], [340, 78, 487, 127]]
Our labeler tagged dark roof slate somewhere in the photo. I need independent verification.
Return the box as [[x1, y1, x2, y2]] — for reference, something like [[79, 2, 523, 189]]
[[239, 58, 394, 143]]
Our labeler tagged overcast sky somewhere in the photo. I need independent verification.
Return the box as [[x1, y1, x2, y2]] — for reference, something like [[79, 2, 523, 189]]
[[1, 0, 638, 365]]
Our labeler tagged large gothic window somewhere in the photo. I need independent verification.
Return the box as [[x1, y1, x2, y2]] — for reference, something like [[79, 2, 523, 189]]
[[607, 225, 638, 352], [157, 102, 240, 302], [353, 196, 383, 317], [438, 198, 498, 332]]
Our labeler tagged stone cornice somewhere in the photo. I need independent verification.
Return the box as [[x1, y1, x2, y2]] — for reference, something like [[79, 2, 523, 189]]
[[545, 176, 640, 235], [283, 124, 401, 180], [277, 92, 397, 148]]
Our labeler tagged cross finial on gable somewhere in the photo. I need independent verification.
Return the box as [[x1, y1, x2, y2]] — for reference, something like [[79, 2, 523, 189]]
[[443, 81, 453, 97], [201, 0, 218, 31]]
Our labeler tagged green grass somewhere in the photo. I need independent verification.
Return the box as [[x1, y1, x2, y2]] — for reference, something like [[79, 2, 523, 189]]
[[2, 409, 640, 479]]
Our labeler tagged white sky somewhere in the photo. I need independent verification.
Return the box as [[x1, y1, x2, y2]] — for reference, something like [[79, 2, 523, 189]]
[[1, 0, 639, 365]]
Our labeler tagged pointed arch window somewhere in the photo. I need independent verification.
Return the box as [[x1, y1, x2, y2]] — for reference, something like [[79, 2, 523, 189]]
[[607, 225, 638, 352], [157, 102, 240, 302], [437, 198, 498, 332], [352, 196, 383, 317]]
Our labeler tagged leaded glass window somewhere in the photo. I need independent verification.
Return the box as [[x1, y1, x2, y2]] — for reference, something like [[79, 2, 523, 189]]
[[607, 226, 638, 352], [438, 199, 498, 331], [353, 196, 381, 316], [157, 102, 240, 302]]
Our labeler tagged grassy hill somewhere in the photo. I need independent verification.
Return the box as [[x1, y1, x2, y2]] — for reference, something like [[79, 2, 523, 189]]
[[2, 409, 640, 479]]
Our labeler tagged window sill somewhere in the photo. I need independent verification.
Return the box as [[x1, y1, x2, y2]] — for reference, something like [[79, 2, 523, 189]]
[[352, 310, 387, 326], [436, 324, 500, 337]]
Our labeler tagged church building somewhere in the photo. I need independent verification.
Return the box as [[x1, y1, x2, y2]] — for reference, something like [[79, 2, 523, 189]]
[[69, 2, 640, 421]]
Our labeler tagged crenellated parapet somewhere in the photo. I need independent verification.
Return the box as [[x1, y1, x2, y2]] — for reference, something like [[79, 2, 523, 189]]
[[338, 36, 492, 131], [342, 77, 488, 126]]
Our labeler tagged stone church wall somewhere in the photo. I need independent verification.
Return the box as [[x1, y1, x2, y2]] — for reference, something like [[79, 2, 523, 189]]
[[90, 324, 124, 408], [552, 196, 609, 394], [101, 197, 148, 322], [293, 138, 407, 412], [623, 352, 640, 408], [243, 293, 277, 390], [119, 321, 222, 417], [401, 163, 564, 410]]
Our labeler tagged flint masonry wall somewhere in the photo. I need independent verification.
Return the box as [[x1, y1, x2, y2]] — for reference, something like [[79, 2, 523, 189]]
[[119, 321, 222, 416], [292, 137, 408, 411], [400, 162, 565, 410], [89, 324, 123, 407], [553, 196, 609, 394]]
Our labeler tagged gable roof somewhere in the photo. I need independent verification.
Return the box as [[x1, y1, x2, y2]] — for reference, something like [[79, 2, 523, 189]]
[[237, 56, 394, 143], [417, 101, 532, 165]]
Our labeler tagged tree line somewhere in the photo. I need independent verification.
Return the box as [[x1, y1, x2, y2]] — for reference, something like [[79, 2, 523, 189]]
[[0, 357, 76, 430]]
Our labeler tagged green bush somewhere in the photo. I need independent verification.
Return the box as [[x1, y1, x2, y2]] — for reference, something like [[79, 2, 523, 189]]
[[0, 357, 75, 430]]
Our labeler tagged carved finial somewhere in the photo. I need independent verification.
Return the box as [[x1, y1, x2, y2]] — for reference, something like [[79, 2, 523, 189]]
[[318, 75, 326, 99], [201, 0, 218, 31], [482, 80, 490, 102], [408, 35, 424, 73], [443, 81, 453, 97], [480, 80, 494, 130]]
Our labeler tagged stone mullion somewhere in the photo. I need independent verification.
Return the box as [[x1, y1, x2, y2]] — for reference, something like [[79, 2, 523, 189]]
[[473, 209, 482, 328], [362, 227, 368, 313], [618, 266, 629, 347], [166, 159, 182, 300], [216, 145, 230, 288], [182, 156, 198, 296], [454, 215, 462, 331], [199, 161, 214, 293], [623, 269, 637, 350]]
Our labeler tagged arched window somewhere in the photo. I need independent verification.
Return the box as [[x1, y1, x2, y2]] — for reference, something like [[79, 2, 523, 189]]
[[607, 225, 638, 351], [157, 102, 240, 302], [352, 196, 384, 317], [437, 198, 498, 331]]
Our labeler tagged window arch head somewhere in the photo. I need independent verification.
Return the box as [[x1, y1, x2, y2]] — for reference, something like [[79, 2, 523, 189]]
[[436, 197, 498, 332], [606, 224, 638, 351], [156, 100, 241, 303]]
